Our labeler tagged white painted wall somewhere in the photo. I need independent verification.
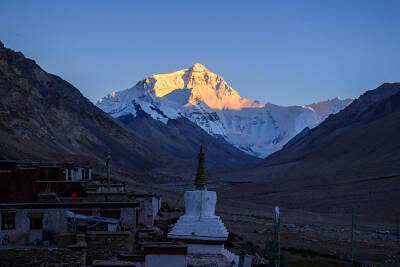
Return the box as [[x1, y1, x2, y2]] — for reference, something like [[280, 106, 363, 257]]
[[222, 247, 239, 267], [152, 196, 161, 219], [120, 207, 136, 230], [127, 261, 144, 267], [168, 190, 228, 240], [184, 190, 216, 218], [145, 254, 186, 267], [66, 167, 91, 181], [187, 243, 223, 254]]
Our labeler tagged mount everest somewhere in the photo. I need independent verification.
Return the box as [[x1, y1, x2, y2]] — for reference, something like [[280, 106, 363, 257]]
[[97, 63, 351, 157]]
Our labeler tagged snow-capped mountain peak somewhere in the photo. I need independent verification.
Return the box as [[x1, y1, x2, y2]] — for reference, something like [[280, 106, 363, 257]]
[[120, 63, 263, 111], [97, 64, 331, 157]]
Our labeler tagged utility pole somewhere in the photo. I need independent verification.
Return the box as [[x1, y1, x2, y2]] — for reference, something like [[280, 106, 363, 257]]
[[274, 206, 281, 267], [105, 152, 111, 192], [351, 207, 355, 264], [396, 213, 399, 245]]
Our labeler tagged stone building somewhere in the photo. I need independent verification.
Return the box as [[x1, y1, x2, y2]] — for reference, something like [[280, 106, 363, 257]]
[[0, 159, 161, 265], [0, 160, 93, 203], [0, 202, 138, 244], [128, 193, 162, 227]]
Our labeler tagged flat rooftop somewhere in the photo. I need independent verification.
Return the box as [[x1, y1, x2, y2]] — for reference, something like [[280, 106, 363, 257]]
[[0, 202, 139, 209]]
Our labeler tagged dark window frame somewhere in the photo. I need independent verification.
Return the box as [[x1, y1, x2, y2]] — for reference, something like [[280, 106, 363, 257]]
[[29, 215, 43, 230], [1, 211, 16, 230]]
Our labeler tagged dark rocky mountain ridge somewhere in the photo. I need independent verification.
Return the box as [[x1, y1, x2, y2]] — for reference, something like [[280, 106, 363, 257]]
[[263, 83, 400, 165], [214, 83, 400, 218], [0, 41, 166, 172]]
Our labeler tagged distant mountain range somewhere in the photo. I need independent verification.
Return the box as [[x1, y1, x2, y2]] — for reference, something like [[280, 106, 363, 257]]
[[0, 40, 364, 183], [97, 63, 352, 158], [305, 97, 353, 120], [214, 83, 400, 218]]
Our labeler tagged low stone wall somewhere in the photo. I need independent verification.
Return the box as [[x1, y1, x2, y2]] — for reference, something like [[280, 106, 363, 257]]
[[86, 231, 135, 263], [0, 248, 84, 266]]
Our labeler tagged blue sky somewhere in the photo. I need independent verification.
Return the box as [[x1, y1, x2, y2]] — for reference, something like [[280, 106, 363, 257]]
[[1, 0, 399, 106]]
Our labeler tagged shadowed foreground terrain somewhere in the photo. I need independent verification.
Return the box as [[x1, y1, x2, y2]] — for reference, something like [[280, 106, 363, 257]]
[[210, 83, 400, 220], [147, 84, 400, 266]]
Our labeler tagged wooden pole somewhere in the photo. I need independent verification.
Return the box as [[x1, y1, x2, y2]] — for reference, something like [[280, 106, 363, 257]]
[[106, 152, 111, 192], [396, 213, 399, 245], [275, 206, 280, 267], [351, 207, 355, 264]]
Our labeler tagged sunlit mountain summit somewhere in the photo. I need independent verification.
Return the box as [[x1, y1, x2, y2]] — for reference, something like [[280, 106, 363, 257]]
[[97, 64, 327, 157]]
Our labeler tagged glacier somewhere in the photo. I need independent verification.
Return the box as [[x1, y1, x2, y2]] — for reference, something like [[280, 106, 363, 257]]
[[97, 63, 332, 158]]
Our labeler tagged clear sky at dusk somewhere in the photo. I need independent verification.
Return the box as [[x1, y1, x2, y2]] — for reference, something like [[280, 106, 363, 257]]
[[1, 0, 399, 106]]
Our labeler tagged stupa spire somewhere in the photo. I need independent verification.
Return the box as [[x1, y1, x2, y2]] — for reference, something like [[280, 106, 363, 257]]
[[194, 146, 207, 190]]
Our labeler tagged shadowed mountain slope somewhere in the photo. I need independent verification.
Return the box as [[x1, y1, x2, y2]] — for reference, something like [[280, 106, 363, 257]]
[[214, 83, 400, 218], [263, 83, 400, 165], [0, 41, 166, 172], [118, 109, 258, 166]]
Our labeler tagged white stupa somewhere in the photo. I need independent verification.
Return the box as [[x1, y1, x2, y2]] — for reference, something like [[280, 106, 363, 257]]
[[168, 147, 238, 266]]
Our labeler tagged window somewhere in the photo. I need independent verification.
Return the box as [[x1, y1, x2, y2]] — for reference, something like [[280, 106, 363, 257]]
[[1, 211, 16, 230], [29, 214, 43, 230]]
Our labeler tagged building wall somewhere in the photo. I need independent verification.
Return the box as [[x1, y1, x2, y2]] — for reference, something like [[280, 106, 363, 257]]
[[0, 169, 37, 203], [0, 207, 135, 244], [138, 198, 154, 227], [86, 231, 134, 264], [86, 192, 128, 202], [0, 248, 85, 266], [222, 247, 239, 267], [0, 208, 67, 244], [67, 167, 92, 181], [187, 243, 224, 254], [145, 254, 186, 267], [43, 208, 68, 234], [135, 196, 161, 227], [152, 196, 162, 219], [120, 207, 136, 230]]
